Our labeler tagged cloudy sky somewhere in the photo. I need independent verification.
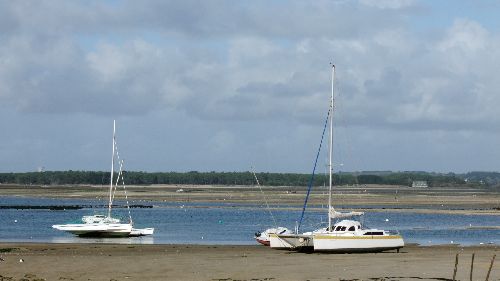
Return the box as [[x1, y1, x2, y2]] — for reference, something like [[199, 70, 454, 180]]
[[1, 0, 499, 173]]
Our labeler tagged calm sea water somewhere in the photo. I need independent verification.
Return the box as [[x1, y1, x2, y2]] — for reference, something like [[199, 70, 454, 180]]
[[0, 196, 499, 246]]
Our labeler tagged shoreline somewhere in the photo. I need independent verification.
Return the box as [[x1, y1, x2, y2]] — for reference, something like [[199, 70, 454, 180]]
[[0, 243, 498, 281], [1, 184, 499, 216]]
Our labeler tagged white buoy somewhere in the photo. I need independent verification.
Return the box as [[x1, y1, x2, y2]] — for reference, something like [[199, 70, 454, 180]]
[[14, 220, 17, 223], [385, 218, 389, 222]]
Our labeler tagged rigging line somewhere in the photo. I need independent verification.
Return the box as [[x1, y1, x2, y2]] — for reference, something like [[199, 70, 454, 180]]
[[112, 138, 133, 223], [297, 105, 331, 233], [110, 141, 129, 215], [111, 139, 120, 207], [251, 167, 278, 228], [111, 138, 124, 205], [118, 159, 133, 224], [333, 72, 361, 187]]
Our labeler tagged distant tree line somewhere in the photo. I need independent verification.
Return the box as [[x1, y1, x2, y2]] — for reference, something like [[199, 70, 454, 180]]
[[0, 170, 474, 187], [463, 171, 500, 186]]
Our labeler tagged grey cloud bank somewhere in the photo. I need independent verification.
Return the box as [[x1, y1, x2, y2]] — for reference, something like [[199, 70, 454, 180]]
[[0, 0, 499, 173]]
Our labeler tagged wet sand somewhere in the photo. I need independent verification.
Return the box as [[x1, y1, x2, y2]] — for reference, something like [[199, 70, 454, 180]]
[[0, 243, 498, 281]]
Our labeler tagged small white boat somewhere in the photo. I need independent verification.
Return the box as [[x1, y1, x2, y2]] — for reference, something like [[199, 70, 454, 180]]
[[251, 169, 290, 247], [311, 64, 404, 253], [130, 227, 155, 237], [52, 121, 154, 238], [255, 227, 291, 246]]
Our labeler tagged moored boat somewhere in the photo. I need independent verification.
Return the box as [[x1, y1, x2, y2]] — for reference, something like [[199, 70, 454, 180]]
[[311, 64, 404, 252], [255, 227, 291, 246], [52, 121, 154, 238], [130, 227, 155, 237]]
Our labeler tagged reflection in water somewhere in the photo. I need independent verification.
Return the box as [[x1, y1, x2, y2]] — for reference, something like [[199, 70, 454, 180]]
[[51, 236, 155, 244]]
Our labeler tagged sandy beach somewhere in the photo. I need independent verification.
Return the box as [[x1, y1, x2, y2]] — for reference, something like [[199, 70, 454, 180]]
[[0, 243, 498, 281]]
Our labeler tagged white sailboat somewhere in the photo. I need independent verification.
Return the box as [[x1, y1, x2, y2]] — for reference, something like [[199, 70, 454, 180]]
[[52, 121, 154, 237], [251, 169, 293, 246], [255, 227, 292, 246], [312, 64, 404, 252]]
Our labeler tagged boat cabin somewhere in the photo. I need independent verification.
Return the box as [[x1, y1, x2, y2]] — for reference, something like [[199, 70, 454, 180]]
[[329, 220, 361, 232], [82, 215, 120, 224], [327, 220, 388, 236]]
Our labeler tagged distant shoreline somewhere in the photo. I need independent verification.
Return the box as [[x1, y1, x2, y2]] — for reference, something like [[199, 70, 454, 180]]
[[1, 184, 499, 215]]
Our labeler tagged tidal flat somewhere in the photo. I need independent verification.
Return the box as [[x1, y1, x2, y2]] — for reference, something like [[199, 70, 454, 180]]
[[0, 184, 499, 215], [0, 243, 498, 281]]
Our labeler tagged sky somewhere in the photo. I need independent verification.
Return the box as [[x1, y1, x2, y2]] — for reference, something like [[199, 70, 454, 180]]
[[1, 0, 500, 173]]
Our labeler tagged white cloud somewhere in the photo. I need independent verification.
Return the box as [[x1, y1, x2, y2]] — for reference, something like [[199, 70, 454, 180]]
[[437, 19, 488, 53], [1, 1, 500, 172]]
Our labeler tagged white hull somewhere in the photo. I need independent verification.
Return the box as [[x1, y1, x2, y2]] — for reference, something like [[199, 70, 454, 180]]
[[269, 233, 313, 250], [130, 228, 155, 237], [52, 223, 132, 237], [254, 227, 291, 246], [313, 233, 404, 252]]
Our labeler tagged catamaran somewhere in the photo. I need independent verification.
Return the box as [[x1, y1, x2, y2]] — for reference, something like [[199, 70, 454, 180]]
[[52, 121, 154, 237], [311, 64, 404, 252]]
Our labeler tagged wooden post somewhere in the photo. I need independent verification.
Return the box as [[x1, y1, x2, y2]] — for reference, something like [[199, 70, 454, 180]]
[[470, 253, 475, 281], [453, 253, 459, 281], [485, 254, 496, 281]]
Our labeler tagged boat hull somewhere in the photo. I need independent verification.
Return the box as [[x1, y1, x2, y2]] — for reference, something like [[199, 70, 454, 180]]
[[129, 228, 155, 237], [313, 234, 404, 252], [269, 233, 313, 250], [255, 237, 270, 246], [254, 227, 291, 246], [52, 223, 132, 237]]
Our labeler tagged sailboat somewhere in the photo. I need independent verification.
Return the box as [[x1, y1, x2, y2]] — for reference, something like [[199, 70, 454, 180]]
[[269, 72, 335, 251], [255, 227, 291, 246], [52, 121, 154, 237], [311, 64, 404, 252], [251, 169, 293, 246]]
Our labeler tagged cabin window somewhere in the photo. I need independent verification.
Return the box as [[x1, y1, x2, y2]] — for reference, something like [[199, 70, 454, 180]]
[[348, 226, 355, 231], [340, 226, 347, 231], [335, 226, 342, 231]]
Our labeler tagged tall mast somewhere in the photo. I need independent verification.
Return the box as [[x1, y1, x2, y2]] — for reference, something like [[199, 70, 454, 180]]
[[108, 120, 116, 218], [328, 64, 335, 230]]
